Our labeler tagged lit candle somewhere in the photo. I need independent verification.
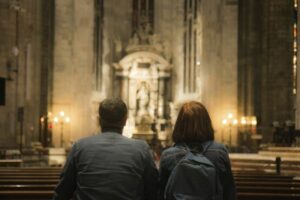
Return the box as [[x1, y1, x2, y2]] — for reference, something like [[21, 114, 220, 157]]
[[60, 111, 65, 117], [65, 117, 70, 123], [241, 117, 246, 125], [222, 119, 227, 125], [251, 118, 257, 126], [233, 119, 238, 125]]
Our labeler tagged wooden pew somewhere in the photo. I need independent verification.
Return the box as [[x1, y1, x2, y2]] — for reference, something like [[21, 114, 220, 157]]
[[233, 170, 300, 200], [0, 168, 60, 199], [237, 192, 300, 200], [0, 190, 53, 200], [0, 159, 23, 167], [235, 180, 300, 187], [0, 167, 62, 172], [237, 186, 300, 193], [230, 153, 300, 175], [1, 167, 300, 200], [0, 184, 55, 190]]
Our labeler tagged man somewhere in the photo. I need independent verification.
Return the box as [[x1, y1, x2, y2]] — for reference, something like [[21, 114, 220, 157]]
[[53, 98, 158, 200]]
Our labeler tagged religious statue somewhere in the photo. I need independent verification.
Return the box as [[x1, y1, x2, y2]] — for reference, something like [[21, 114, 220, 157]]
[[136, 81, 150, 117], [135, 81, 154, 134]]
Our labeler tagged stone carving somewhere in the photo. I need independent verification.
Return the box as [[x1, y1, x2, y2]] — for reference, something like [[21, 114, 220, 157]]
[[114, 23, 172, 141], [137, 81, 150, 117], [135, 81, 153, 134], [126, 22, 169, 58]]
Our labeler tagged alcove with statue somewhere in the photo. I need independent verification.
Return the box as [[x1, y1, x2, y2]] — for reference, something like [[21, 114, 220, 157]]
[[113, 23, 172, 144]]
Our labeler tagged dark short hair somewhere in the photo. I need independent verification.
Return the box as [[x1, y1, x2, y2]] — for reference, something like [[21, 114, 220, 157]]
[[172, 101, 214, 144], [99, 98, 128, 129]]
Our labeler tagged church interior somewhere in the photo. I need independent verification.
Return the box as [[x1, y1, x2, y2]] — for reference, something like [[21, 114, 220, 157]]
[[0, 0, 300, 199]]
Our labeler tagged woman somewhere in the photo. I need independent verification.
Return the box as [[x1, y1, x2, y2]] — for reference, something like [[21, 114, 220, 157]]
[[159, 101, 236, 200]]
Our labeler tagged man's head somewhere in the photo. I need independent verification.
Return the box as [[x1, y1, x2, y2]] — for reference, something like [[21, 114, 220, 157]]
[[98, 98, 128, 132]]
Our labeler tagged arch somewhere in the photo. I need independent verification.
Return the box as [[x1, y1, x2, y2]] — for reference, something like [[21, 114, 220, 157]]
[[116, 51, 171, 72]]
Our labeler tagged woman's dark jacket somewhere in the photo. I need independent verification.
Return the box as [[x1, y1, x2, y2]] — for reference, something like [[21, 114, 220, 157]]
[[159, 141, 236, 200]]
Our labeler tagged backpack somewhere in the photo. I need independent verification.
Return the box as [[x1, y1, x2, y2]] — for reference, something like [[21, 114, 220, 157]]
[[164, 142, 222, 200]]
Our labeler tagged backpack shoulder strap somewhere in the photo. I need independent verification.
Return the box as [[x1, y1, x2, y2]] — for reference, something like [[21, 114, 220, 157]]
[[201, 141, 213, 154], [178, 141, 213, 154]]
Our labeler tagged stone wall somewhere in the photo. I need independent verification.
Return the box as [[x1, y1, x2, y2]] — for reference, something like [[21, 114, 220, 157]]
[[52, 0, 134, 147], [53, 0, 94, 147], [0, 0, 18, 146], [0, 0, 259, 148], [260, 0, 294, 141], [155, 0, 182, 103], [239, 0, 294, 141], [201, 0, 238, 144], [296, 1, 300, 129], [155, 0, 238, 145], [0, 0, 48, 148]]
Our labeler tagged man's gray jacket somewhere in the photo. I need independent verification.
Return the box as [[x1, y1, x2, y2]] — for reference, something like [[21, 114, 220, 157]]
[[53, 132, 159, 200]]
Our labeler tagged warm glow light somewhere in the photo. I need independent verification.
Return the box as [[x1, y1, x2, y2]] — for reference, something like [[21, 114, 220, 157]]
[[54, 117, 59, 123], [241, 117, 247, 125], [196, 61, 201, 65], [40, 117, 44, 123], [65, 117, 70, 123], [233, 119, 238, 125], [60, 111, 65, 117], [222, 119, 227, 125], [251, 119, 257, 126], [48, 112, 52, 117], [227, 113, 233, 119]]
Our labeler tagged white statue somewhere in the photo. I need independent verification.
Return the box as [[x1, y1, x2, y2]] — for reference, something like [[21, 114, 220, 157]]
[[137, 82, 150, 117]]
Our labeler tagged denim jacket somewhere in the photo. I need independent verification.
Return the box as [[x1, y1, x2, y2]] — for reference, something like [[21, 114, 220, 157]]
[[159, 141, 236, 200], [53, 132, 158, 200]]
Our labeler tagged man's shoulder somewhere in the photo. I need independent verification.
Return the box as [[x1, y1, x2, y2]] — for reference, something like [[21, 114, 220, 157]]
[[76, 134, 99, 143], [75, 133, 149, 149], [123, 137, 149, 149], [70, 135, 96, 149]]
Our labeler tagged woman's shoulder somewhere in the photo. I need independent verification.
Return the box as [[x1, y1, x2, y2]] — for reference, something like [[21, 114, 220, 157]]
[[161, 145, 188, 161], [160, 145, 187, 170], [209, 141, 227, 151], [204, 141, 229, 159], [161, 145, 184, 156]]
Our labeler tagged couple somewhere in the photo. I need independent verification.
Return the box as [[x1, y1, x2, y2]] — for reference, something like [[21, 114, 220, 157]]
[[53, 98, 236, 200]]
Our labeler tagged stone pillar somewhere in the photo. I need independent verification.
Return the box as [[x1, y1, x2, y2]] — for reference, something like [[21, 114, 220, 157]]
[[0, 0, 46, 148], [297, 1, 300, 129], [201, 0, 238, 145], [102, 0, 132, 97], [260, 0, 294, 141], [158, 78, 165, 118], [53, 0, 95, 147], [155, 0, 183, 102]]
